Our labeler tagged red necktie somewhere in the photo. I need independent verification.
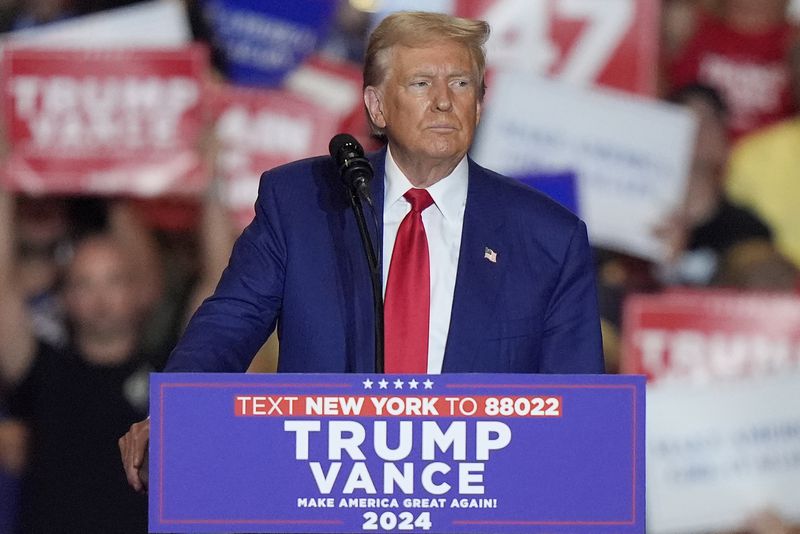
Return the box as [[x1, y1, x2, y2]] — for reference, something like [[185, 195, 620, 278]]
[[385, 189, 434, 374]]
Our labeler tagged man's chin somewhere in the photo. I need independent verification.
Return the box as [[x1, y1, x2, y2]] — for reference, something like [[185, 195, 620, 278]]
[[78, 324, 133, 342]]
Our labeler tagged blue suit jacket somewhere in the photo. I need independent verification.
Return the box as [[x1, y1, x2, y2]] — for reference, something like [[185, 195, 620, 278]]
[[166, 148, 604, 374]]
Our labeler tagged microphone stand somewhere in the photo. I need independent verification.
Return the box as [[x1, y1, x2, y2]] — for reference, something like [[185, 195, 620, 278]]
[[347, 190, 384, 374]]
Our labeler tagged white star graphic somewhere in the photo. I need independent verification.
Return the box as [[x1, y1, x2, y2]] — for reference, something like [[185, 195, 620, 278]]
[[408, 379, 419, 389], [362, 378, 373, 389], [393, 379, 404, 389], [423, 379, 434, 390], [378, 379, 389, 389]]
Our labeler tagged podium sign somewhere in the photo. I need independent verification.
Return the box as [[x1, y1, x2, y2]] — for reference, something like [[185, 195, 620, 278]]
[[149, 373, 644, 533]]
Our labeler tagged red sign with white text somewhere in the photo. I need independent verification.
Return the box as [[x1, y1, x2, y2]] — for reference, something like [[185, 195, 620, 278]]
[[621, 290, 800, 384], [2, 46, 210, 196], [456, 0, 659, 95], [286, 55, 382, 152], [233, 395, 563, 418], [212, 83, 342, 228]]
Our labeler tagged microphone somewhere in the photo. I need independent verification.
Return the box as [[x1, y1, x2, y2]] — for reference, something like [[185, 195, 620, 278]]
[[329, 133, 373, 204], [328, 133, 384, 373]]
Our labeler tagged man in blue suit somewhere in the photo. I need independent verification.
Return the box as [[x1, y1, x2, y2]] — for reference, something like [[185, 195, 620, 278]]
[[121, 11, 603, 491]]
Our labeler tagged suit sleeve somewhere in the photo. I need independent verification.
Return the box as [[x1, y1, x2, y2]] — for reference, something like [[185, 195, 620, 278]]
[[165, 173, 286, 372], [539, 220, 605, 373]]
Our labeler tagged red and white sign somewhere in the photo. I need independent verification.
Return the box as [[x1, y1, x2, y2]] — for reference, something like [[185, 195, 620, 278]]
[[2, 46, 209, 196], [456, 0, 659, 95], [212, 83, 342, 228], [234, 395, 562, 418], [621, 290, 800, 384], [285, 54, 382, 152]]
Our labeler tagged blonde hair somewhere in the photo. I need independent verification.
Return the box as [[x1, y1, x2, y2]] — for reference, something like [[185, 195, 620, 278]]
[[363, 11, 490, 133]]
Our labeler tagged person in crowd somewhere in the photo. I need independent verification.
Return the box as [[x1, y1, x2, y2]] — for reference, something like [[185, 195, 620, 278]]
[[658, 83, 773, 285], [11, 197, 71, 348], [713, 238, 799, 291], [668, 0, 798, 140], [0, 412, 27, 533], [0, 190, 152, 533], [726, 41, 800, 269], [120, 10, 604, 491]]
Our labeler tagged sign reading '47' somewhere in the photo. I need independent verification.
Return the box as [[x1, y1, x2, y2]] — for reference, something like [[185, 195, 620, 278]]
[[457, 0, 659, 95]]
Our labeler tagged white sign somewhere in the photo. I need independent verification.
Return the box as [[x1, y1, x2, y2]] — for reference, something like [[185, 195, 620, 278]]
[[791, 0, 800, 23], [1, 0, 191, 49], [647, 372, 800, 533], [471, 73, 696, 261]]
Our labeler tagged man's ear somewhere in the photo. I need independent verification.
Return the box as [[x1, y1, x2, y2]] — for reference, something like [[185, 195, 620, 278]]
[[364, 86, 387, 129], [475, 98, 482, 126]]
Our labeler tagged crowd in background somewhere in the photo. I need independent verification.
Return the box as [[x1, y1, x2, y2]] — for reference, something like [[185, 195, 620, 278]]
[[0, 0, 799, 533]]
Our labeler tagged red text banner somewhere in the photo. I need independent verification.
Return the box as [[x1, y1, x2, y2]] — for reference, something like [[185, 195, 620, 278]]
[[2, 46, 210, 196], [234, 395, 563, 418]]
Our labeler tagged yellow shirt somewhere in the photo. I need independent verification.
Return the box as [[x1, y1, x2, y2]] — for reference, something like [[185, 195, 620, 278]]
[[726, 118, 800, 267]]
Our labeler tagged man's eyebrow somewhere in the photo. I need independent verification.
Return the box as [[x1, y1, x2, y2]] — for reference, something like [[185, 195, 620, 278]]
[[448, 71, 475, 78], [405, 69, 474, 78]]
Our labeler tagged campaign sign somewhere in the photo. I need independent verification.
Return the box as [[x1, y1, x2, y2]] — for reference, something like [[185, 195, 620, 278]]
[[621, 291, 800, 384], [647, 372, 800, 533], [471, 73, 695, 261], [2, 0, 192, 49], [516, 171, 579, 215], [455, 0, 659, 95], [149, 373, 645, 533], [212, 83, 342, 228], [201, 0, 336, 87], [1, 46, 209, 196]]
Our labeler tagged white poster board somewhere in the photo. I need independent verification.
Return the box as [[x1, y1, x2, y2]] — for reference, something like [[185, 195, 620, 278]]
[[472, 72, 696, 261], [791, 0, 800, 23], [647, 372, 800, 533], [1, 0, 191, 49]]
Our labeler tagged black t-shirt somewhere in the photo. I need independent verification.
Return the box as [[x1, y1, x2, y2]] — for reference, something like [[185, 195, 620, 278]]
[[688, 199, 772, 254], [8, 343, 150, 533]]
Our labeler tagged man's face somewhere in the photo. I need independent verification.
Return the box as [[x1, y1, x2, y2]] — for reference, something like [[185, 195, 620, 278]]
[[64, 240, 140, 344], [365, 40, 481, 174]]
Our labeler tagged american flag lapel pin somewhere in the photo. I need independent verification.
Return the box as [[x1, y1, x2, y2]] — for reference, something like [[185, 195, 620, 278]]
[[484, 247, 497, 263]]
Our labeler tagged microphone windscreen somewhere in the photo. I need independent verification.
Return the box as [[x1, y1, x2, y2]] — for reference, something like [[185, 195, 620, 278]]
[[329, 133, 363, 161]]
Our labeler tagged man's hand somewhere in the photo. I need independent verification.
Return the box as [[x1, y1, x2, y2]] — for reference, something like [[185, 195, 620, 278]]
[[0, 419, 29, 476], [744, 510, 799, 534], [119, 418, 149, 492]]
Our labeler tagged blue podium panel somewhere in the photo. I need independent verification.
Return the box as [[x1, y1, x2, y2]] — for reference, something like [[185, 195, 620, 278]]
[[149, 373, 645, 533]]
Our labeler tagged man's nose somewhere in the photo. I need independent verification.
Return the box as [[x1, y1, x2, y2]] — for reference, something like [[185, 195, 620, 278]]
[[432, 81, 453, 111]]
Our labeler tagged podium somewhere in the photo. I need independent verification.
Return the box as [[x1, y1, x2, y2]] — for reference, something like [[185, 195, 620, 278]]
[[149, 373, 644, 533]]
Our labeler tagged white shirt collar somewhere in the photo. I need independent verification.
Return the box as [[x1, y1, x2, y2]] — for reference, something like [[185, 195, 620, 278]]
[[384, 146, 469, 221]]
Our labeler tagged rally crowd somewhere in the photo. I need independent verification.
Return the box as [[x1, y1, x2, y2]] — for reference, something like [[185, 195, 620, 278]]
[[0, 0, 799, 533]]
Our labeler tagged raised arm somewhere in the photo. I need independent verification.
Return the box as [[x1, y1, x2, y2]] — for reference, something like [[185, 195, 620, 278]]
[[107, 200, 163, 316], [182, 178, 237, 326], [0, 189, 36, 388], [165, 171, 286, 373]]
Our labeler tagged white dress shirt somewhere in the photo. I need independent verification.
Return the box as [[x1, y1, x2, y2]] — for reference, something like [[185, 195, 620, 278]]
[[382, 147, 468, 374]]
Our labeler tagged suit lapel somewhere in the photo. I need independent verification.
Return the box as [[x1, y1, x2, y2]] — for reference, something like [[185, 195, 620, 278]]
[[442, 160, 508, 372]]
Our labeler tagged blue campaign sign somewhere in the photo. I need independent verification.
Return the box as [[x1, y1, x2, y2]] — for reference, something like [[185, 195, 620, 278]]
[[515, 171, 580, 215], [149, 373, 645, 533], [202, 0, 337, 87]]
